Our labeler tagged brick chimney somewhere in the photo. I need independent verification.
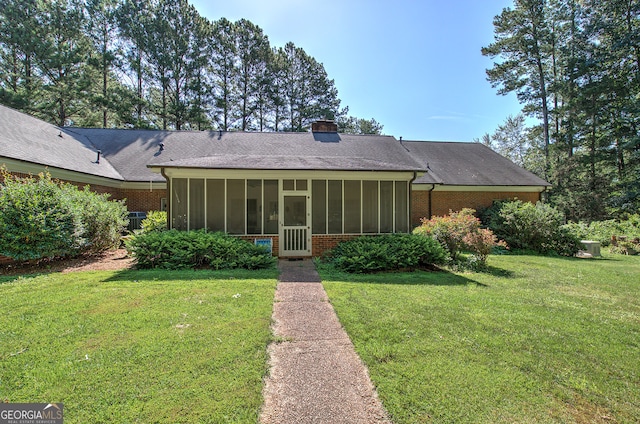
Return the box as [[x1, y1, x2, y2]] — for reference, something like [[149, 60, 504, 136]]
[[311, 119, 338, 133]]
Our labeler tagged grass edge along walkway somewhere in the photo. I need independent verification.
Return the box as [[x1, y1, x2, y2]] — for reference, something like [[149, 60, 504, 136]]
[[261, 259, 390, 423], [320, 254, 640, 424]]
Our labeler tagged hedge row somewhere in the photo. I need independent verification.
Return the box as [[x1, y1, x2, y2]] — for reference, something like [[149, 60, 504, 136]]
[[327, 234, 446, 273], [126, 230, 275, 270]]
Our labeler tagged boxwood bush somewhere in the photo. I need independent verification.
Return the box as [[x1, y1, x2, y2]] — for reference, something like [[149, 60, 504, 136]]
[[327, 234, 446, 273], [0, 172, 127, 261], [126, 230, 276, 270], [480, 200, 580, 256]]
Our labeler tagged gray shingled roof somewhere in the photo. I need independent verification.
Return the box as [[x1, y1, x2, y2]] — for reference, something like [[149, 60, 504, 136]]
[[0, 105, 122, 180], [65, 128, 426, 181], [404, 140, 550, 186], [1, 104, 550, 187]]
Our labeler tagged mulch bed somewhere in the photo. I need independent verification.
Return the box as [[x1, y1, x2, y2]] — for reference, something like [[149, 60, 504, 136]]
[[0, 249, 134, 276]]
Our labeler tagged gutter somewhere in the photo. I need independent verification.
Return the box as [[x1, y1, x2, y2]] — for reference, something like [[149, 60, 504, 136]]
[[408, 171, 418, 230], [161, 167, 170, 230], [427, 183, 436, 219]]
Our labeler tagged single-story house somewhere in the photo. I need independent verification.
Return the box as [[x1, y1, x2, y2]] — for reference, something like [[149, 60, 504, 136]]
[[0, 104, 550, 257]]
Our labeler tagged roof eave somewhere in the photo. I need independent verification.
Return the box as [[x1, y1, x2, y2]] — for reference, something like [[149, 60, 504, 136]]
[[147, 164, 424, 173]]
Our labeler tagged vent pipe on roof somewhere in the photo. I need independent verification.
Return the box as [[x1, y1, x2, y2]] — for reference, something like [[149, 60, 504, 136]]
[[95, 150, 101, 164], [158, 142, 164, 152]]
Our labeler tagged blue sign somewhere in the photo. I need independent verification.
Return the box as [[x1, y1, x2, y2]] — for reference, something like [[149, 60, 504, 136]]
[[255, 238, 273, 252]]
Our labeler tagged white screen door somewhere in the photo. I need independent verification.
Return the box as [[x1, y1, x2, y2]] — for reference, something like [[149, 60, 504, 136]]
[[280, 194, 311, 256]]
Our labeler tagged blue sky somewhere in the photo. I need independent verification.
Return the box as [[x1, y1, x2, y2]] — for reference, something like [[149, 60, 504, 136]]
[[190, 0, 519, 141]]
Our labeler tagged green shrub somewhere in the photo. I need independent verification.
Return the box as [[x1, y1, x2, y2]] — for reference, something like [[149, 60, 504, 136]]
[[327, 234, 447, 273], [63, 186, 128, 253], [0, 172, 127, 261], [125, 230, 276, 270], [0, 173, 83, 260], [481, 200, 580, 256], [140, 211, 167, 233], [563, 214, 640, 247]]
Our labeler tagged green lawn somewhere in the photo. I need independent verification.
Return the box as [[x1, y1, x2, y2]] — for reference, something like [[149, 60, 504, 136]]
[[0, 268, 277, 423], [320, 254, 640, 423]]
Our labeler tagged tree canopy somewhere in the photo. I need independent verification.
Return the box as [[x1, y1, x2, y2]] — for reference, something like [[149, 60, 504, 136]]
[[0, 0, 379, 133], [482, 0, 640, 220]]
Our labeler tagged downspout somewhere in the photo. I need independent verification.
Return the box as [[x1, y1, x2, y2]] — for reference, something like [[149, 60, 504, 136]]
[[161, 167, 170, 230], [428, 183, 435, 219], [409, 171, 418, 231]]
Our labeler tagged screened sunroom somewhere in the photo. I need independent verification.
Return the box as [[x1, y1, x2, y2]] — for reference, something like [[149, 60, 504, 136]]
[[154, 168, 414, 257]]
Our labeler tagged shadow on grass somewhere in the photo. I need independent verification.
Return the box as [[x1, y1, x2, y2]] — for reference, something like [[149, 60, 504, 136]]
[[475, 264, 515, 278], [0, 275, 29, 284], [316, 264, 488, 287], [102, 266, 279, 283]]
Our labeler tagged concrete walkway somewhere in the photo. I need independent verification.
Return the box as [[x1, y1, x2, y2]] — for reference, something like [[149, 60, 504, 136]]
[[260, 259, 391, 424]]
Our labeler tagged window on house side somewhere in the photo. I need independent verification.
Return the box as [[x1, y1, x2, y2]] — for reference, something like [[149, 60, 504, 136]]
[[395, 181, 409, 232]]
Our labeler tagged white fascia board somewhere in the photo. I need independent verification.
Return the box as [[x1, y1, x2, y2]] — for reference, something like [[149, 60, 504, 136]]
[[154, 167, 416, 181], [412, 184, 549, 192], [1, 157, 123, 187], [2, 157, 166, 190]]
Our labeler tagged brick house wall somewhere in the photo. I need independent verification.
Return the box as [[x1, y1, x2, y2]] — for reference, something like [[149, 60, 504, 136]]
[[118, 188, 167, 213], [411, 190, 542, 226], [238, 235, 358, 258], [312, 235, 359, 257]]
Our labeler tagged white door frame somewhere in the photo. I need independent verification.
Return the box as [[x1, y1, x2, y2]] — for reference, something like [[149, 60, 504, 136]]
[[279, 182, 311, 257]]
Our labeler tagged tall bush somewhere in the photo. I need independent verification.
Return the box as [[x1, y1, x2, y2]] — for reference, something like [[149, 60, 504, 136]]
[[0, 172, 127, 261], [481, 200, 580, 256], [63, 185, 128, 253], [413, 208, 503, 265]]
